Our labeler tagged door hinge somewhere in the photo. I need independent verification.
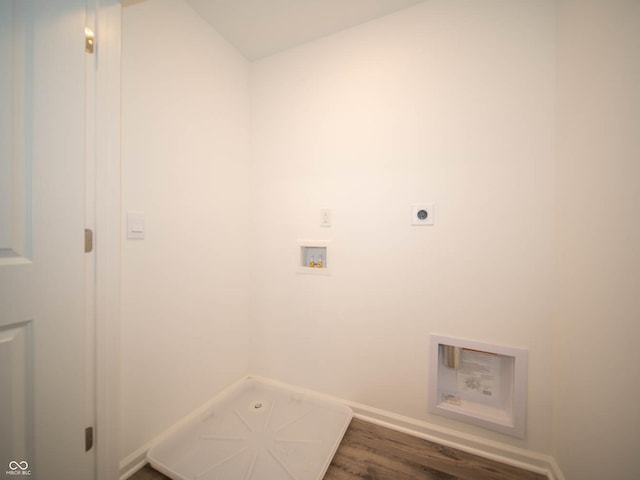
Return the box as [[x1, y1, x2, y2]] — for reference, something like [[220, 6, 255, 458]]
[[85, 426, 94, 452], [85, 27, 95, 54], [84, 228, 93, 253]]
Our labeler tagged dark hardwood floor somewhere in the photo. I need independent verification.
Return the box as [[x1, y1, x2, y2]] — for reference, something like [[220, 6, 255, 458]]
[[130, 418, 546, 480]]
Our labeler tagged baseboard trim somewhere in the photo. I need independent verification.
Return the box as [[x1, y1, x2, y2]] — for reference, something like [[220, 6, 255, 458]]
[[252, 376, 564, 480], [119, 375, 565, 480], [349, 412, 563, 480]]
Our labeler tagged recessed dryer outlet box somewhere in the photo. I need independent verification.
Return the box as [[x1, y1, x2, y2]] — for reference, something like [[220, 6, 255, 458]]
[[428, 334, 528, 438], [412, 204, 434, 225]]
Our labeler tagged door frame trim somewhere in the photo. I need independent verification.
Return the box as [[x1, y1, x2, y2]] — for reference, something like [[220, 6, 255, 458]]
[[94, 1, 121, 479]]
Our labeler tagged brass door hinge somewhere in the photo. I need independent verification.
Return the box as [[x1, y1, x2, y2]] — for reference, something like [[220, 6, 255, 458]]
[[85, 426, 94, 452], [85, 27, 95, 54], [84, 228, 93, 253]]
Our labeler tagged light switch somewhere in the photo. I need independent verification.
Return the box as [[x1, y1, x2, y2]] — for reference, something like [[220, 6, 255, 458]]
[[320, 208, 332, 228], [127, 211, 145, 239]]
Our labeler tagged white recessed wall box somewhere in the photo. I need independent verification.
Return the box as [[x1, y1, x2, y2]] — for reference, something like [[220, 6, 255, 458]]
[[412, 204, 434, 225], [428, 334, 528, 438], [297, 240, 331, 275]]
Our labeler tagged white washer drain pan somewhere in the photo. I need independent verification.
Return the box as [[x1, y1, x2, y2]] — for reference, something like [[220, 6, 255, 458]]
[[147, 377, 352, 480]]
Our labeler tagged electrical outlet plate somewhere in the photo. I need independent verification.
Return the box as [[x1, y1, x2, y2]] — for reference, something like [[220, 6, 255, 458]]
[[411, 204, 434, 226]]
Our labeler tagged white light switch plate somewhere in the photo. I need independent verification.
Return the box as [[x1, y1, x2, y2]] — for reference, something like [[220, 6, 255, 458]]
[[320, 208, 332, 227], [127, 211, 145, 239]]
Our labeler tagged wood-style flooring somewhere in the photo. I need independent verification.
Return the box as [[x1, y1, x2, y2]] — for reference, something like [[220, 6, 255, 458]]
[[130, 418, 546, 480]]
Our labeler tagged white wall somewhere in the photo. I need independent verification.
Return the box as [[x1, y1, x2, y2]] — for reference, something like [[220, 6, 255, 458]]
[[120, 0, 251, 459], [250, 0, 556, 452], [119, 1, 640, 476], [554, 1, 640, 478]]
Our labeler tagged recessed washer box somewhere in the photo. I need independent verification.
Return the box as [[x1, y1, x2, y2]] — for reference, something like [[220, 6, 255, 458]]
[[428, 334, 528, 438], [297, 240, 331, 275]]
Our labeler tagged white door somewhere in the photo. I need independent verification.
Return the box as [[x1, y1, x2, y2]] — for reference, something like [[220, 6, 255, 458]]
[[0, 1, 95, 479]]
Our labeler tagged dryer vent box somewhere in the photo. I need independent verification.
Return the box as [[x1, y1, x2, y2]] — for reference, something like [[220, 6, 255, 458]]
[[428, 334, 528, 438]]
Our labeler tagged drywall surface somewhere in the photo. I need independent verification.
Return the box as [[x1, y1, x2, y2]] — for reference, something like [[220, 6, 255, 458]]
[[554, 1, 640, 478], [250, 0, 556, 452], [120, 0, 251, 459]]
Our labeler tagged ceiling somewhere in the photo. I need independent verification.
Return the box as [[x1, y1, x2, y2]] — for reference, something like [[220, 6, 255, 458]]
[[184, 0, 426, 61]]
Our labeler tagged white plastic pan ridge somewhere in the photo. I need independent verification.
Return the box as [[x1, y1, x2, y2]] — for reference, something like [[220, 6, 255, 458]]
[[147, 377, 353, 480]]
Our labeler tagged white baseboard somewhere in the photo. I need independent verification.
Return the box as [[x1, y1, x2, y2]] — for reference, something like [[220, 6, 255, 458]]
[[119, 375, 565, 480], [349, 410, 564, 480]]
